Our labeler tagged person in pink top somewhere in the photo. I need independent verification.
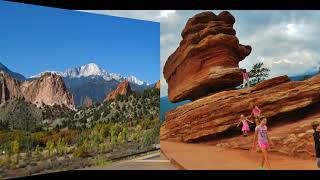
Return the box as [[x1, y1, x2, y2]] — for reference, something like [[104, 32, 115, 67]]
[[249, 103, 261, 126], [252, 116, 273, 170], [241, 69, 250, 88], [237, 114, 254, 137]]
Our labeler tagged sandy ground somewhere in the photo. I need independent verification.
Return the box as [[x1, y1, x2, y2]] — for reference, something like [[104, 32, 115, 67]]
[[161, 140, 319, 170]]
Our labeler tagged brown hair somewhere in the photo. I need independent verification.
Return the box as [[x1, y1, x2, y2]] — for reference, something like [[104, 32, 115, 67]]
[[311, 121, 319, 130]]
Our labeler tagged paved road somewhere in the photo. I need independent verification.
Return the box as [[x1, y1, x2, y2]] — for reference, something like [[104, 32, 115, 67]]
[[80, 151, 176, 170]]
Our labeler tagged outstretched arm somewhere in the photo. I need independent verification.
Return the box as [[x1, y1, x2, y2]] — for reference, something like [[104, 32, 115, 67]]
[[236, 120, 242, 127], [246, 117, 254, 124]]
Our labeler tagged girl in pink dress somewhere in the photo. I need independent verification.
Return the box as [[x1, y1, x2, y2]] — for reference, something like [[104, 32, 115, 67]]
[[241, 69, 250, 88], [249, 103, 262, 126], [252, 116, 273, 170], [237, 114, 254, 137]]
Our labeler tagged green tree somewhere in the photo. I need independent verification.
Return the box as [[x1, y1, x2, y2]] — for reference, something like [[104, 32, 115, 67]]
[[249, 62, 270, 86], [56, 138, 66, 156]]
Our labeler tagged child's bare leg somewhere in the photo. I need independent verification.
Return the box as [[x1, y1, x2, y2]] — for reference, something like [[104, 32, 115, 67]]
[[260, 151, 265, 168], [261, 148, 271, 169]]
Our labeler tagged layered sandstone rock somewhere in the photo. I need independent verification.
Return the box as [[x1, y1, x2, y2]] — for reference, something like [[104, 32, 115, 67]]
[[163, 11, 252, 103], [105, 81, 132, 101], [212, 109, 320, 159], [0, 71, 75, 109], [155, 80, 160, 89], [160, 75, 320, 142]]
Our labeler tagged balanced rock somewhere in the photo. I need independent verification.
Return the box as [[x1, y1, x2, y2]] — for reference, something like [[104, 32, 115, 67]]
[[105, 80, 132, 101], [163, 11, 252, 103], [160, 75, 320, 142]]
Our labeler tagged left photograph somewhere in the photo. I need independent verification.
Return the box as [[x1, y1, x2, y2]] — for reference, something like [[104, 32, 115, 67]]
[[0, 1, 160, 178]]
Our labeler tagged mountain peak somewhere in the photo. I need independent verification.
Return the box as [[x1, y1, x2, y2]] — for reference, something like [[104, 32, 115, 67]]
[[79, 63, 103, 76]]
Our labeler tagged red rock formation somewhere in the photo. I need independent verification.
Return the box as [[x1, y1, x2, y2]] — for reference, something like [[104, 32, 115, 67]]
[[155, 80, 160, 89], [0, 71, 75, 109], [83, 96, 93, 108], [105, 81, 132, 101], [21, 72, 75, 109], [163, 11, 252, 103], [160, 75, 320, 142]]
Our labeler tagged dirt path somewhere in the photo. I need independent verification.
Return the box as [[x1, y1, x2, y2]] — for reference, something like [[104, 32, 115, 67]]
[[161, 140, 319, 170]]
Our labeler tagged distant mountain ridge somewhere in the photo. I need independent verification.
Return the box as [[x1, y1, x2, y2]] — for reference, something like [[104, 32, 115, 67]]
[[29, 63, 149, 86], [0, 62, 26, 81], [0, 62, 156, 108], [29, 63, 154, 107], [289, 69, 319, 81]]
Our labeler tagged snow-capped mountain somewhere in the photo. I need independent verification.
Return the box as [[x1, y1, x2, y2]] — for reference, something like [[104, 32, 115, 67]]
[[29, 63, 149, 86], [29, 63, 152, 107]]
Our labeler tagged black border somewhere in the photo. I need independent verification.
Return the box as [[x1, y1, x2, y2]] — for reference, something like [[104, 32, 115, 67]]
[[17, 170, 320, 179], [4, 0, 320, 10]]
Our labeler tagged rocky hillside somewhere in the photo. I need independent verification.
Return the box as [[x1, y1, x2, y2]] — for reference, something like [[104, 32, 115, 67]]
[[71, 87, 160, 130], [161, 11, 320, 159], [0, 98, 75, 132], [0, 71, 75, 109]]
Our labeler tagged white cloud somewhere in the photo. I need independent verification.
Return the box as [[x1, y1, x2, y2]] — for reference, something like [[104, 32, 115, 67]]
[[83, 10, 320, 97], [158, 10, 176, 18]]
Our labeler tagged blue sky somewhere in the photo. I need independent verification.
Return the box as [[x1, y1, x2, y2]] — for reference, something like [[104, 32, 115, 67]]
[[0, 2, 160, 83]]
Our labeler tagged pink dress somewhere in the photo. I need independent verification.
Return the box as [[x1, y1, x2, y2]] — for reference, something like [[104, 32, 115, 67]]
[[241, 72, 249, 80], [241, 120, 250, 132], [252, 107, 261, 117]]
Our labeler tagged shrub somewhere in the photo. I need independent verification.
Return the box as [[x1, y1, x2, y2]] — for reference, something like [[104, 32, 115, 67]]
[[94, 157, 109, 166], [33, 145, 42, 160], [73, 144, 90, 158], [117, 132, 125, 145], [56, 138, 67, 156], [31, 131, 47, 147], [45, 140, 55, 157], [0, 154, 11, 169]]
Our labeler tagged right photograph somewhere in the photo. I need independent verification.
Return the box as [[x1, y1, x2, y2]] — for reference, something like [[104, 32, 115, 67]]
[[160, 10, 320, 170]]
